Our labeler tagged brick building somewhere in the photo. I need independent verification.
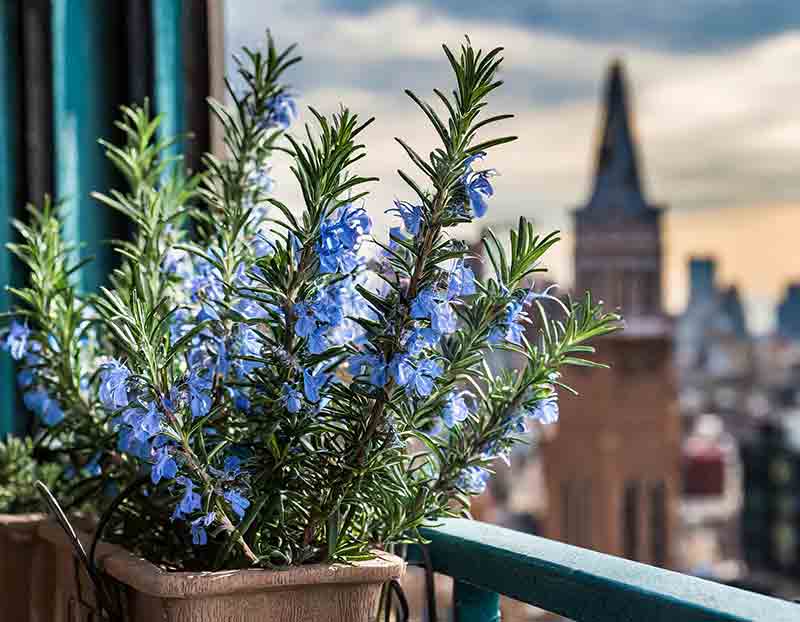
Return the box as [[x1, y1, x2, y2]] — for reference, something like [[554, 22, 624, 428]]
[[542, 61, 681, 566]]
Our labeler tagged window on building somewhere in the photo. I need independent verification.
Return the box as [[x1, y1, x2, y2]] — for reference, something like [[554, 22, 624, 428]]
[[650, 481, 667, 566], [622, 481, 639, 560]]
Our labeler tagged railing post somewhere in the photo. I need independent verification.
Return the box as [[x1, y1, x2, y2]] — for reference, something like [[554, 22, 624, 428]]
[[0, 1, 20, 436], [453, 579, 501, 622]]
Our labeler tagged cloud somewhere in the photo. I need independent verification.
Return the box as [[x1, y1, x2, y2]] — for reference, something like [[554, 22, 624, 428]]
[[323, 0, 800, 52]]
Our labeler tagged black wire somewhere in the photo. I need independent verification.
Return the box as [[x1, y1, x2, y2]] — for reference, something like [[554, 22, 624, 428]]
[[420, 544, 438, 622], [389, 578, 410, 621], [35, 481, 120, 619]]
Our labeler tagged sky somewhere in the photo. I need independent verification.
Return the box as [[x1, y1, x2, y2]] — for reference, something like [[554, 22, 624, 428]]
[[225, 0, 800, 333]]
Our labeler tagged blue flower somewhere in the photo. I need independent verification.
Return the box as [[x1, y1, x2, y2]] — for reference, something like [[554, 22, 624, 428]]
[[528, 394, 559, 424], [190, 260, 225, 318], [294, 302, 317, 338], [41, 400, 64, 426], [316, 205, 371, 274], [410, 288, 457, 335], [187, 371, 213, 419], [232, 325, 263, 377], [17, 368, 35, 389], [233, 389, 251, 412], [404, 327, 440, 356], [282, 383, 302, 413], [410, 358, 443, 397], [462, 153, 495, 218], [224, 489, 250, 521], [303, 367, 329, 403], [349, 353, 388, 387], [85, 452, 103, 477], [489, 290, 536, 345], [250, 233, 275, 259], [162, 248, 192, 278], [173, 476, 201, 520], [99, 360, 131, 410], [223, 456, 242, 478], [389, 354, 414, 387], [388, 200, 422, 236], [234, 299, 267, 321], [392, 357, 443, 397], [388, 226, 407, 252], [259, 93, 297, 130], [248, 165, 274, 197], [456, 466, 490, 494], [116, 401, 162, 447], [191, 512, 215, 546], [442, 391, 472, 428], [151, 446, 178, 484], [138, 401, 163, 441], [23, 388, 47, 414], [447, 261, 476, 299], [3, 321, 30, 360], [23, 388, 64, 426]]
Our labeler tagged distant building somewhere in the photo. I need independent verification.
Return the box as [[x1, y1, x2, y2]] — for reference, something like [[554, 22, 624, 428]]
[[573, 60, 663, 319], [777, 284, 800, 342], [542, 60, 680, 567], [675, 257, 756, 428]]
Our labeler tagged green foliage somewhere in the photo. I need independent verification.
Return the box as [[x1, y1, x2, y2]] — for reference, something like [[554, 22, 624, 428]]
[[0, 436, 61, 514], [0, 33, 622, 572]]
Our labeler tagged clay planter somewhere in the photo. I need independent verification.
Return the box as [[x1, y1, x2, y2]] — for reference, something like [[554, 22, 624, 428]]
[[39, 520, 406, 622], [0, 513, 52, 622]]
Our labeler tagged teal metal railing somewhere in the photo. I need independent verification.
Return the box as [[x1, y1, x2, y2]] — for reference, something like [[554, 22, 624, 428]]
[[418, 519, 799, 621]]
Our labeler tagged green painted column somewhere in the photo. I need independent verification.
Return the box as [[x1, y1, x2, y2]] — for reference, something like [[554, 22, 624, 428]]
[[51, 0, 118, 292], [0, 2, 20, 436], [453, 580, 501, 622], [152, 0, 184, 162]]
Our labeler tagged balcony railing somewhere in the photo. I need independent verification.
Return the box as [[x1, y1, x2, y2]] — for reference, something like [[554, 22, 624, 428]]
[[417, 519, 799, 621]]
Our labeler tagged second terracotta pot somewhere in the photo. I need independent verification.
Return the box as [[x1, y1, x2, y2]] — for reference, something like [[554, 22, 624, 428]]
[[0, 513, 54, 622]]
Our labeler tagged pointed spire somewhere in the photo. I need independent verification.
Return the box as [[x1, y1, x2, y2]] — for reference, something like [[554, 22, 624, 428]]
[[583, 60, 651, 216]]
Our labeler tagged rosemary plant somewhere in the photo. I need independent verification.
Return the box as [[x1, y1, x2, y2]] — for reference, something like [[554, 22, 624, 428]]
[[1, 34, 620, 569]]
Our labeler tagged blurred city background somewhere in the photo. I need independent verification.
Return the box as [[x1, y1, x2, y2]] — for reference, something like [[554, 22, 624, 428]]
[[3, 0, 800, 620]]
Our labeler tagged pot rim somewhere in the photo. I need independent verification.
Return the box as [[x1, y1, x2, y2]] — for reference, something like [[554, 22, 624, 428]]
[[0, 512, 48, 529], [38, 518, 406, 599]]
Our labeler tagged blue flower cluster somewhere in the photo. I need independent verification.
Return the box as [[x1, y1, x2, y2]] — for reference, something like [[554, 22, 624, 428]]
[[462, 153, 495, 219], [99, 356, 254, 537], [294, 271, 372, 354], [4, 322, 68, 426], [316, 205, 371, 274], [456, 465, 491, 495], [2, 320, 29, 360], [388, 200, 422, 236], [281, 366, 331, 414], [489, 284, 560, 345], [257, 93, 298, 131]]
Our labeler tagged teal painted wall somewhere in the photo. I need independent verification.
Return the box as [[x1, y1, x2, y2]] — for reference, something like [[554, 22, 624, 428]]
[[52, 0, 120, 293], [0, 2, 20, 436], [152, 0, 185, 163]]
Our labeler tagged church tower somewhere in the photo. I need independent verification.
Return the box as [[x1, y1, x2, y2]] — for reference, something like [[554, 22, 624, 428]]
[[574, 61, 663, 319], [543, 61, 680, 567]]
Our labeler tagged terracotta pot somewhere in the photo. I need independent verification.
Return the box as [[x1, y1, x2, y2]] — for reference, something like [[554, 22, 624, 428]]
[[39, 520, 406, 622], [0, 513, 53, 622]]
